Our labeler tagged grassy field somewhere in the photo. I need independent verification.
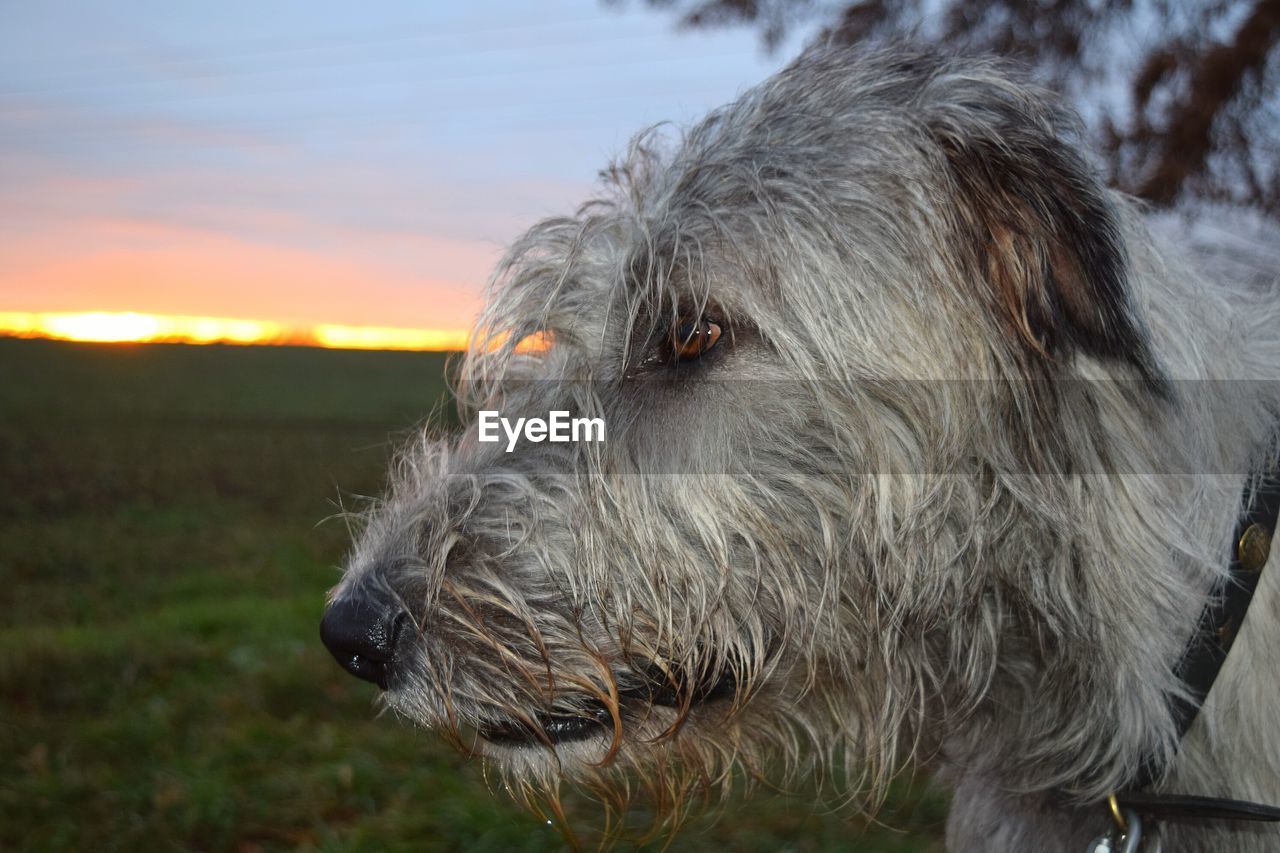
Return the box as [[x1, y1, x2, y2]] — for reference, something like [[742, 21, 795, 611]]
[[0, 337, 946, 852]]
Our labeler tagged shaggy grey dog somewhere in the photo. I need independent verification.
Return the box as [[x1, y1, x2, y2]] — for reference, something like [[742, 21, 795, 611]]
[[321, 46, 1280, 851]]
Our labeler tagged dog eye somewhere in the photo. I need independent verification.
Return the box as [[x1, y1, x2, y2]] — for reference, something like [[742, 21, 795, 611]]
[[666, 316, 722, 363]]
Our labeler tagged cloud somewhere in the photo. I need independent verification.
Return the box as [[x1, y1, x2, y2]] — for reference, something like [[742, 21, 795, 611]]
[[0, 0, 792, 337]]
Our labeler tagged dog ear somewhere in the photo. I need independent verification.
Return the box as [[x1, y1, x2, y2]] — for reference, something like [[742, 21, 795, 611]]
[[927, 81, 1163, 386]]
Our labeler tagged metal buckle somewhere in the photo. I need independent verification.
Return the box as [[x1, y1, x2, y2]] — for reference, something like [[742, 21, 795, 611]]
[[1088, 793, 1143, 852]]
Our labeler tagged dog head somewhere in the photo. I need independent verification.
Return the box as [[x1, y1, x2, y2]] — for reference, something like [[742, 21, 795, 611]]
[[322, 46, 1180, 830]]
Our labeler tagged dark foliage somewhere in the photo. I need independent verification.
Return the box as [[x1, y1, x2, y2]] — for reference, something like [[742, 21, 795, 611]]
[[633, 0, 1280, 215]]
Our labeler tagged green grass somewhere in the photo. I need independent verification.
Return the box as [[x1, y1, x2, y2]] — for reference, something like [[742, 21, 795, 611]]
[[0, 337, 946, 851]]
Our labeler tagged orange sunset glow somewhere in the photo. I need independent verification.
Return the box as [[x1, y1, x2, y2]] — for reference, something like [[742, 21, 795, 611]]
[[0, 4, 782, 357], [0, 217, 494, 350], [0, 311, 469, 351]]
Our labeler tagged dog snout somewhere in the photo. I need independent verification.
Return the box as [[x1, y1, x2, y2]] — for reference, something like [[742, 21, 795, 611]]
[[320, 589, 408, 689]]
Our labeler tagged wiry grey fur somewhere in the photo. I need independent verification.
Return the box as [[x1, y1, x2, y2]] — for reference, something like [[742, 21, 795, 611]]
[[328, 46, 1280, 850]]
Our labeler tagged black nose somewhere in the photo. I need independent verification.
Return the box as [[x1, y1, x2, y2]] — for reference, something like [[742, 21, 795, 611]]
[[320, 592, 407, 689]]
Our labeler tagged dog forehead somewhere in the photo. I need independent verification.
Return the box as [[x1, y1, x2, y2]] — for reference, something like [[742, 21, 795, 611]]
[[470, 47, 1050, 383]]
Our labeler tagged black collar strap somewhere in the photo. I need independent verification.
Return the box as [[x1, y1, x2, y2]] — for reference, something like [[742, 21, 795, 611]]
[[1114, 791, 1280, 823], [1114, 454, 1280, 826], [1162, 462, 1279, 755]]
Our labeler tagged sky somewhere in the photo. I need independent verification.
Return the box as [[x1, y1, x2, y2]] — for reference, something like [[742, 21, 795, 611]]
[[0, 1, 808, 339]]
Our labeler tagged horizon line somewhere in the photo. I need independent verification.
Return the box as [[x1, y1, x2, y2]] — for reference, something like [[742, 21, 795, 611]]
[[0, 311, 470, 352]]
